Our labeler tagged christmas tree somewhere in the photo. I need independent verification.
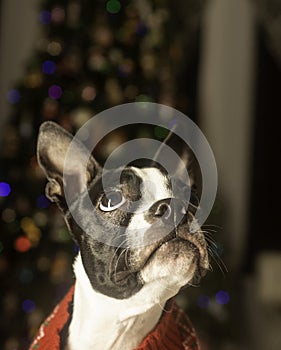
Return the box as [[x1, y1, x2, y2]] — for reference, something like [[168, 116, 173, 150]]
[[0, 1, 234, 349]]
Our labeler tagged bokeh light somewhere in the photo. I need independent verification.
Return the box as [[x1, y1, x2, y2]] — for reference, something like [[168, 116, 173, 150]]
[[22, 299, 35, 313], [39, 10, 52, 24], [7, 89, 21, 104], [81, 86, 97, 102], [215, 290, 230, 305], [51, 6, 66, 24], [48, 85, 63, 99], [36, 195, 51, 209], [106, 0, 121, 14], [47, 41, 62, 56], [20, 217, 41, 245], [42, 60, 56, 75], [0, 182, 11, 197], [14, 236, 32, 253], [2, 208, 16, 223]]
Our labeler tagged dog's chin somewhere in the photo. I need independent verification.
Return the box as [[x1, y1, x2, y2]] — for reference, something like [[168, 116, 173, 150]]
[[140, 237, 203, 285], [133, 222, 210, 287]]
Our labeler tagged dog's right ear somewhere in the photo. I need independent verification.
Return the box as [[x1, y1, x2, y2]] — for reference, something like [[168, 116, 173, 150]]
[[37, 121, 101, 210]]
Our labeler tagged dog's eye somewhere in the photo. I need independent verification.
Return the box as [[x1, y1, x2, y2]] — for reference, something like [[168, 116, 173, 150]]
[[99, 190, 126, 212]]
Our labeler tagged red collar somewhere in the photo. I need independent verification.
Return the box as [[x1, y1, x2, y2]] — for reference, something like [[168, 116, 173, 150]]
[[30, 285, 199, 350]]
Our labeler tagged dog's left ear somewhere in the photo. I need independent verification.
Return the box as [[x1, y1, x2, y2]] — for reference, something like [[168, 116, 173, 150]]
[[37, 121, 101, 210], [153, 127, 201, 191]]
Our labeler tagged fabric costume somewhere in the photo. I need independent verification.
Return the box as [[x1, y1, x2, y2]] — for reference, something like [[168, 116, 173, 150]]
[[30, 285, 199, 350]]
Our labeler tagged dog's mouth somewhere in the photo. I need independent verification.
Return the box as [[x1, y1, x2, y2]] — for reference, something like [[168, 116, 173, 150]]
[[145, 232, 208, 274], [110, 227, 208, 286]]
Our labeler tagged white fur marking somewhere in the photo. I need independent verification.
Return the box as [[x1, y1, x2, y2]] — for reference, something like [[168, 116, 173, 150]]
[[127, 167, 171, 235]]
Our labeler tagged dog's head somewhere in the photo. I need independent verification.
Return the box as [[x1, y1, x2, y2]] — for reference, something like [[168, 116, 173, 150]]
[[37, 121, 209, 300]]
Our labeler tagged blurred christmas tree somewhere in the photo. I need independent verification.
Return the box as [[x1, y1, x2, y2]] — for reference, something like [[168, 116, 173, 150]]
[[0, 1, 237, 350]]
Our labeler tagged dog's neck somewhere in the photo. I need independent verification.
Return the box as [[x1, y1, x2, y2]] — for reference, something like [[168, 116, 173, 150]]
[[67, 254, 178, 350]]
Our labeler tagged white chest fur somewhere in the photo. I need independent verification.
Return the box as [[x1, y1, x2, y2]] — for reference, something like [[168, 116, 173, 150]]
[[67, 254, 172, 350]]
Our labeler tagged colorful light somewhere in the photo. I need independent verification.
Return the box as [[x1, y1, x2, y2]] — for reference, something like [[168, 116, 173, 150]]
[[0, 182, 11, 197], [20, 217, 41, 244], [39, 10, 52, 24], [14, 236, 32, 253], [33, 212, 48, 227], [7, 89, 21, 104], [81, 86, 96, 102], [197, 295, 210, 309], [22, 299, 35, 313], [106, 0, 121, 14], [36, 195, 51, 209], [42, 60, 56, 75], [48, 85, 63, 99], [47, 41, 62, 56], [2, 208, 16, 223], [51, 6, 66, 24], [215, 290, 230, 305]]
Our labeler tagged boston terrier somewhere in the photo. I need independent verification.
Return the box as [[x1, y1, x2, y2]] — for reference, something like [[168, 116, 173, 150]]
[[30, 121, 209, 350]]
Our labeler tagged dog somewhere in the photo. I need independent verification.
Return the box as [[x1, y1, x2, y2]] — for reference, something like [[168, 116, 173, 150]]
[[30, 121, 209, 350]]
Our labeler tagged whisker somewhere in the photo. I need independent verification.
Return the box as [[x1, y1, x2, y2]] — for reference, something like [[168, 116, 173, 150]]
[[201, 229, 228, 276], [109, 236, 130, 277], [114, 247, 128, 279], [207, 247, 228, 276]]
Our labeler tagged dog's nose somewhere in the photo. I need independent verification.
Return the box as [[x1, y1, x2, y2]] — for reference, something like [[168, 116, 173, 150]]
[[151, 198, 187, 225]]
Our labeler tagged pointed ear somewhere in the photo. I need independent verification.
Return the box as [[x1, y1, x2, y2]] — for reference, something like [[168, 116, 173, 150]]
[[37, 121, 101, 210], [153, 127, 201, 192]]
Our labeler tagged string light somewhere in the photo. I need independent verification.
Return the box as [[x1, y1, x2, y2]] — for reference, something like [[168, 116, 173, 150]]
[[42, 60, 56, 75], [22, 299, 35, 313], [47, 41, 62, 56], [215, 290, 230, 305], [106, 0, 121, 14], [0, 182, 11, 197], [7, 89, 21, 104], [51, 6, 66, 24], [33, 212, 48, 227], [1, 208, 16, 223], [36, 195, 51, 209], [48, 85, 63, 99], [25, 71, 43, 89], [39, 10, 52, 25], [14, 236, 32, 253], [81, 86, 96, 102], [21, 217, 41, 245]]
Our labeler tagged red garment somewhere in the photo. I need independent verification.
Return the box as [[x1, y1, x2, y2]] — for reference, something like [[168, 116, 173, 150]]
[[30, 285, 199, 350]]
